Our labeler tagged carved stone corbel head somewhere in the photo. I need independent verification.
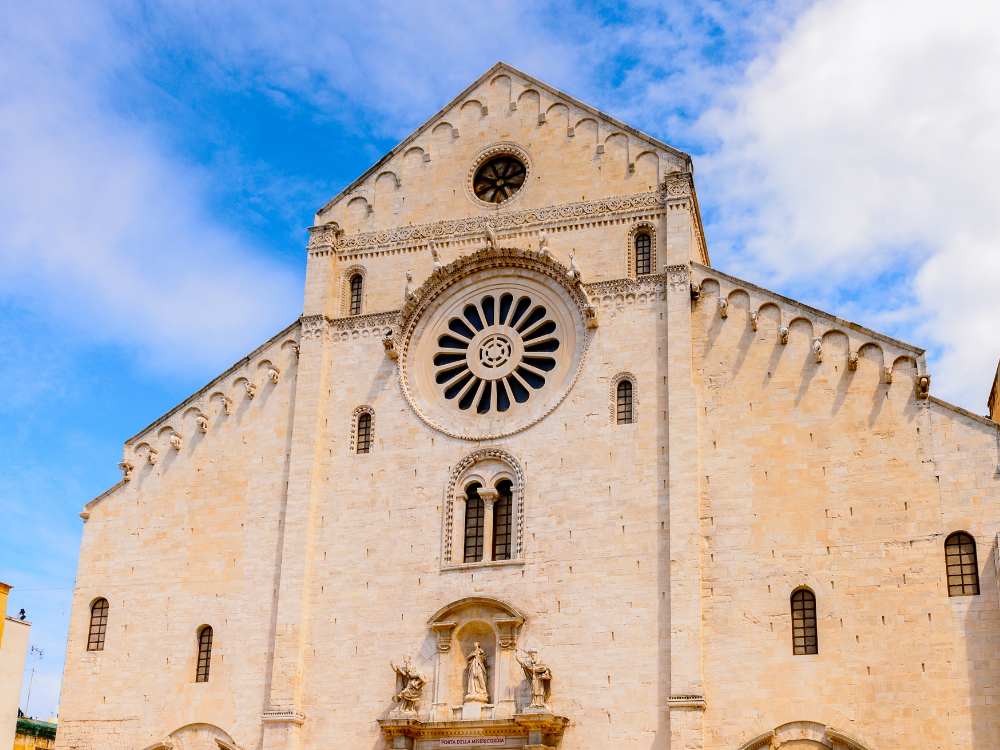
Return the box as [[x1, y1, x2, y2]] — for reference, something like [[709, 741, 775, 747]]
[[749, 310, 759, 331], [811, 338, 823, 363], [245, 382, 257, 400], [883, 364, 893, 384], [690, 282, 701, 301], [383, 335, 399, 360], [917, 374, 930, 398], [169, 433, 182, 451], [584, 304, 599, 329], [221, 396, 233, 415], [118, 461, 134, 481], [848, 351, 859, 371], [196, 414, 209, 433], [146, 446, 159, 466], [718, 297, 729, 319], [779, 326, 789, 345], [267, 367, 280, 384]]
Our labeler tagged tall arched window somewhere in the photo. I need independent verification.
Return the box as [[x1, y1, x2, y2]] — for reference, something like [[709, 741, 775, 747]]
[[493, 480, 513, 561], [791, 588, 818, 655], [196, 625, 213, 682], [945, 532, 980, 596], [356, 412, 371, 454], [463, 483, 484, 563], [87, 598, 109, 651], [617, 380, 633, 424], [635, 233, 651, 276], [349, 274, 364, 316]]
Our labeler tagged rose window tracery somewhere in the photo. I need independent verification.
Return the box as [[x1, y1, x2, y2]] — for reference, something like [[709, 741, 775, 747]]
[[433, 293, 560, 414], [473, 156, 527, 204]]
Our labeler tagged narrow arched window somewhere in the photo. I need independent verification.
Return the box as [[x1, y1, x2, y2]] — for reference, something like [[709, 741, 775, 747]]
[[945, 532, 979, 596], [493, 480, 513, 561], [617, 380, 633, 424], [791, 589, 818, 655], [463, 483, 484, 563], [87, 598, 109, 651], [349, 274, 363, 316], [356, 412, 371, 454], [635, 233, 651, 276], [196, 625, 213, 682]]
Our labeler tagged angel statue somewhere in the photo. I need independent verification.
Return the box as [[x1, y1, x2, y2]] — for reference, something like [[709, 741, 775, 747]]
[[430, 242, 443, 272], [485, 223, 499, 250], [403, 271, 417, 302], [516, 648, 552, 710], [465, 642, 489, 703], [390, 653, 427, 714]]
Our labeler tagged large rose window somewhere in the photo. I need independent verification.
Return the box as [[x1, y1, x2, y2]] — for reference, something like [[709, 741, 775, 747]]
[[434, 293, 560, 414], [400, 261, 589, 440]]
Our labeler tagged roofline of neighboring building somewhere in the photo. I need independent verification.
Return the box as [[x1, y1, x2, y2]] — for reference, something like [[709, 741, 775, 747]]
[[316, 61, 693, 217], [989, 359, 1000, 420], [929, 395, 999, 430], [692, 262, 926, 357]]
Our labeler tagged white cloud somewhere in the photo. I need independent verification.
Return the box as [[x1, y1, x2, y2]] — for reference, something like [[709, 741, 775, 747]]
[[701, 0, 1000, 411], [0, 2, 301, 374]]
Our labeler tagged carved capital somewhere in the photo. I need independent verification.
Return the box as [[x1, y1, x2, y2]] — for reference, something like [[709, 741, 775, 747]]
[[660, 173, 692, 197], [307, 222, 342, 249], [431, 621, 456, 652], [494, 617, 523, 650]]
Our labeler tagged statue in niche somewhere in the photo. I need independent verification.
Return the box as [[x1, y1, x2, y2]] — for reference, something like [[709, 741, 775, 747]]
[[465, 642, 489, 703], [390, 653, 427, 713], [516, 648, 552, 710]]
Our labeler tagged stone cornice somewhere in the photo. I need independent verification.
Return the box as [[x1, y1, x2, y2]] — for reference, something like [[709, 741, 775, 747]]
[[318, 190, 671, 252]]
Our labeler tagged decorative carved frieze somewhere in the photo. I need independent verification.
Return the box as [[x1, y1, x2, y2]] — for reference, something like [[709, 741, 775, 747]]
[[664, 264, 690, 293], [660, 172, 693, 197], [334, 191, 665, 252], [583, 274, 667, 305], [306, 222, 342, 248]]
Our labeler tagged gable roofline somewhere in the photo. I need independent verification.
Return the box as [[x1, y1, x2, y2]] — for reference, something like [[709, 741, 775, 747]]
[[317, 61, 692, 217]]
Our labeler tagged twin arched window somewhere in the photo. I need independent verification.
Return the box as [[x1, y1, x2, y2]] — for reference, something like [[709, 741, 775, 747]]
[[635, 232, 651, 276], [88, 598, 109, 651], [463, 480, 514, 563], [349, 274, 364, 316], [196, 625, 213, 682]]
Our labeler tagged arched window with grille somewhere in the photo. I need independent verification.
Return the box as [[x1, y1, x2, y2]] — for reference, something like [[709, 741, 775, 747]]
[[87, 598, 109, 651], [617, 380, 633, 424], [635, 232, 651, 276], [493, 480, 513, 561], [463, 483, 485, 563], [196, 625, 213, 682], [945, 531, 980, 596], [791, 588, 818, 655], [349, 274, 364, 315], [356, 412, 372, 454]]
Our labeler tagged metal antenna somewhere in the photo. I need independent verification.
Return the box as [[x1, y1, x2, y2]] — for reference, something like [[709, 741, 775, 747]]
[[25, 645, 43, 717]]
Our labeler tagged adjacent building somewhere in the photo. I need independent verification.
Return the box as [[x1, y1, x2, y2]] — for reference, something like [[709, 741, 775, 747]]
[[57, 63, 1000, 750], [1, 584, 31, 750]]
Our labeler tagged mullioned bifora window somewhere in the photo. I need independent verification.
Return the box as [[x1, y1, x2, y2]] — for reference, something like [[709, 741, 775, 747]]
[[635, 233, 652, 276], [791, 588, 818, 655], [196, 625, 213, 682], [463, 483, 485, 563], [493, 480, 513, 561], [349, 274, 364, 316], [88, 598, 109, 651], [945, 532, 980, 596]]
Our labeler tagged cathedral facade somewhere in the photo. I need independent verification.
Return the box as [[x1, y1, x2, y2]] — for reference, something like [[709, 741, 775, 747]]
[[57, 64, 1000, 750]]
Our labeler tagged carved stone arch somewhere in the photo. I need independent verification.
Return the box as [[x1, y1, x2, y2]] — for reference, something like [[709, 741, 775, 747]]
[[425, 597, 525, 720], [349, 405, 375, 454], [158, 716, 248, 750], [609, 371, 639, 425], [341, 264, 368, 316], [735, 703, 873, 750], [443, 447, 525, 566], [626, 222, 657, 278]]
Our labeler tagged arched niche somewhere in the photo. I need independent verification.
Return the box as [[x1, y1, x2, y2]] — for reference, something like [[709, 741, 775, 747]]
[[426, 597, 525, 721]]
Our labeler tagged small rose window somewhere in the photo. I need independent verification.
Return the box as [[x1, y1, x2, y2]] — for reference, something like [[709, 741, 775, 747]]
[[433, 293, 559, 414], [473, 156, 527, 204]]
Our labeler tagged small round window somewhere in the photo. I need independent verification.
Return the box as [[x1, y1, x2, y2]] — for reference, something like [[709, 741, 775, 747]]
[[473, 156, 527, 204]]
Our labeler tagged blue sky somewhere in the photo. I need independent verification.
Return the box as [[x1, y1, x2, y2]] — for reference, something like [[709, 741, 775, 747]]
[[2, 0, 999, 720]]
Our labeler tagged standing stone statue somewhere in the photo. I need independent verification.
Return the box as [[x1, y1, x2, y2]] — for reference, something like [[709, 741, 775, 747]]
[[390, 654, 427, 713], [516, 648, 552, 710], [567, 251, 582, 282], [465, 642, 489, 703], [403, 271, 417, 302], [537, 230, 551, 257], [430, 243, 443, 272], [485, 223, 499, 251]]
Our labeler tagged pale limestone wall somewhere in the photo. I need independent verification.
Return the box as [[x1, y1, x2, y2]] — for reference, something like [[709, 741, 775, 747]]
[[57, 331, 301, 750], [690, 266, 1000, 749], [0, 616, 30, 748], [299, 281, 670, 750]]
